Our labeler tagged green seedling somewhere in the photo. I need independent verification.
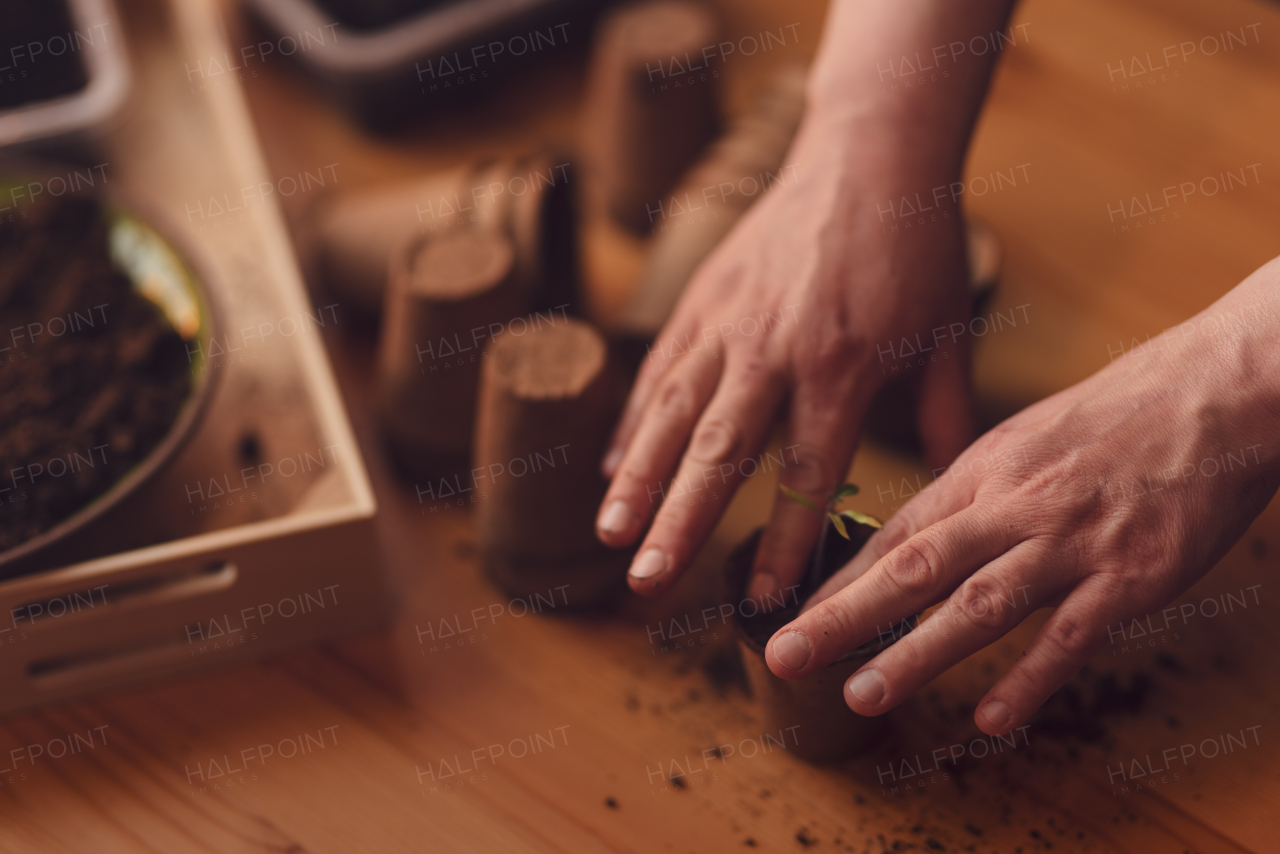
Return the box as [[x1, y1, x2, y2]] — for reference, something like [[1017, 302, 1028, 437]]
[[779, 482, 882, 593]]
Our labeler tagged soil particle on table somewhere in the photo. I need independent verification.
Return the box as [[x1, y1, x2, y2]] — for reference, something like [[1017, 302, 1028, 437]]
[[701, 642, 748, 694], [0, 194, 192, 553], [605, 797, 617, 809], [1030, 667, 1153, 745], [795, 827, 815, 847]]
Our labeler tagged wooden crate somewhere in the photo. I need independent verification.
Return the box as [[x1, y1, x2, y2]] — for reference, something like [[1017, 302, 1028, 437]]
[[0, 0, 391, 713]]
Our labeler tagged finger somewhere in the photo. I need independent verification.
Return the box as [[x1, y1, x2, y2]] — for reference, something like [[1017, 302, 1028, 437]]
[[626, 355, 785, 595], [972, 575, 1118, 736], [839, 539, 1055, 716], [601, 317, 698, 478], [745, 374, 870, 606], [765, 504, 1017, 679], [595, 348, 721, 547], [916, 339, 977, 473], [806, 465, 979, 610]]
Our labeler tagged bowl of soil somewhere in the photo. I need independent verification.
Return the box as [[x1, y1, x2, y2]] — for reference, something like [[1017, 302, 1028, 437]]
[[726, 523, 913, 764], [0, 166, 219, 574]]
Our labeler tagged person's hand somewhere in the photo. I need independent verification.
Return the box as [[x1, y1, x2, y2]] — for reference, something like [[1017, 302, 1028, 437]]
[[764, 262, 1280, 735], [594, 121, 977, 597], [592, 0, 1018, 596]]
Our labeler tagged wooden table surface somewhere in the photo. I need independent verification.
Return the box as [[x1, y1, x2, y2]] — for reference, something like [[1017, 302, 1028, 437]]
[[4, 0, 1280, 851]]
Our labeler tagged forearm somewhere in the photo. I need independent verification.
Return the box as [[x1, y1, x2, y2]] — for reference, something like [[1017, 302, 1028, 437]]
[[800, 0, 1019, 181]]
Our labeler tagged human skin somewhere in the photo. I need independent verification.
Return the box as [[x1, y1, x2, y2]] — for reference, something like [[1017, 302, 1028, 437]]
[[770, 266, 1280, 735], [597, 0, 1280, 736], [595, 0, 1017, 596]]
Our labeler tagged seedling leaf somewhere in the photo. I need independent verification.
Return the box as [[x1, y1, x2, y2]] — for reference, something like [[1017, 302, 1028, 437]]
[[779, 484, 818, 512], [832, 483, 860, 499], [840, 509, 883, 530], [829, 512, 850, 539]]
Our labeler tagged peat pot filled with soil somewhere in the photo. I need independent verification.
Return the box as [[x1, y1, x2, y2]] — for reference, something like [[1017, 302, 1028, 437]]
[[726, 523, 913, 764]]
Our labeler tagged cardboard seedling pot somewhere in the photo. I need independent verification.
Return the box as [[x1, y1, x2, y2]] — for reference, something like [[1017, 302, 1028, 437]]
[[727, 525, 912, 764], [378, 227, 526, 479], [582, 0, 721, 233], [473, 319, 630, 608], [304, 152, 580, 319]]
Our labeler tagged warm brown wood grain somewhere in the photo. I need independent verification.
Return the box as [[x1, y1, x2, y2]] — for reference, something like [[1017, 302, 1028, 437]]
[[3, 0, 1279, 851]]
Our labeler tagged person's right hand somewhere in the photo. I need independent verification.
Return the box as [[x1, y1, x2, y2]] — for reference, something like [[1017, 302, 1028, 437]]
[[592, 0, 1020, 600], [594, 113, 979, 601]]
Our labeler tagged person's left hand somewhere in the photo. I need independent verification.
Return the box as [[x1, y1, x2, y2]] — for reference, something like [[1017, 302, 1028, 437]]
[[763, 264, 1280, 735]]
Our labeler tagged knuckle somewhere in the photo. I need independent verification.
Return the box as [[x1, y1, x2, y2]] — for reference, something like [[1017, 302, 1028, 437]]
[[878, 515, 918, 553], [880, 536, 943, 600], [798, 327, 868, 383], [1044, 612, 1097, 660], [949, 575, 1016, 633], [778, 444, 831, 493], [687, 418, 740, 465], [653, 378, 696, 422]]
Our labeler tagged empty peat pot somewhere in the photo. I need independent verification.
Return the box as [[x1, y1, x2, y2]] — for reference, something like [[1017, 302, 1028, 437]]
[[378, 227, 525, 479], [583, 0, 721, 233], [727, 524, 911, 764], [612, 64, 807, 342], [473, 319, 629, 608], [306, 152, 579, 319]]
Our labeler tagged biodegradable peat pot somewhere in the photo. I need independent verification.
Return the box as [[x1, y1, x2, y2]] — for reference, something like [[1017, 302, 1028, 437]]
[[611, 65, 807, 343], [582, 0, 721, 233], [473, 319, 630, 608], [727, 524, 911, 764], [305, 152, 580, 320], [377, 227, 525, 479]]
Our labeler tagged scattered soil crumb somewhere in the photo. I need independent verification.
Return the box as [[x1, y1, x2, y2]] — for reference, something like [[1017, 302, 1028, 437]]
[[701, 643, 748, 694]]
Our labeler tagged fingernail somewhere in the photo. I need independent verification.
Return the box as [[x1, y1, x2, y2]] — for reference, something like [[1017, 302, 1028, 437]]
[[598, 500, 632, 535], [628, 548, 668, 580], [847, 668, 886, 706], [772, 631, 812, 671], [980, 699, 1011, 731], [602, 447, 623, 477], [746, 571, 779, 604]]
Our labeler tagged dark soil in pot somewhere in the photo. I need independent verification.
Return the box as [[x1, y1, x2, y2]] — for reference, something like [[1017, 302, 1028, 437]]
[[0, 193, 195, 557]]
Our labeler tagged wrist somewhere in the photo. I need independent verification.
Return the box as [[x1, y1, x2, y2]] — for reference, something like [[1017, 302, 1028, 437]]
[[793, 106, 966, 191], [799, 0, 1019, 187], [1163, 260, 1280, 478]]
